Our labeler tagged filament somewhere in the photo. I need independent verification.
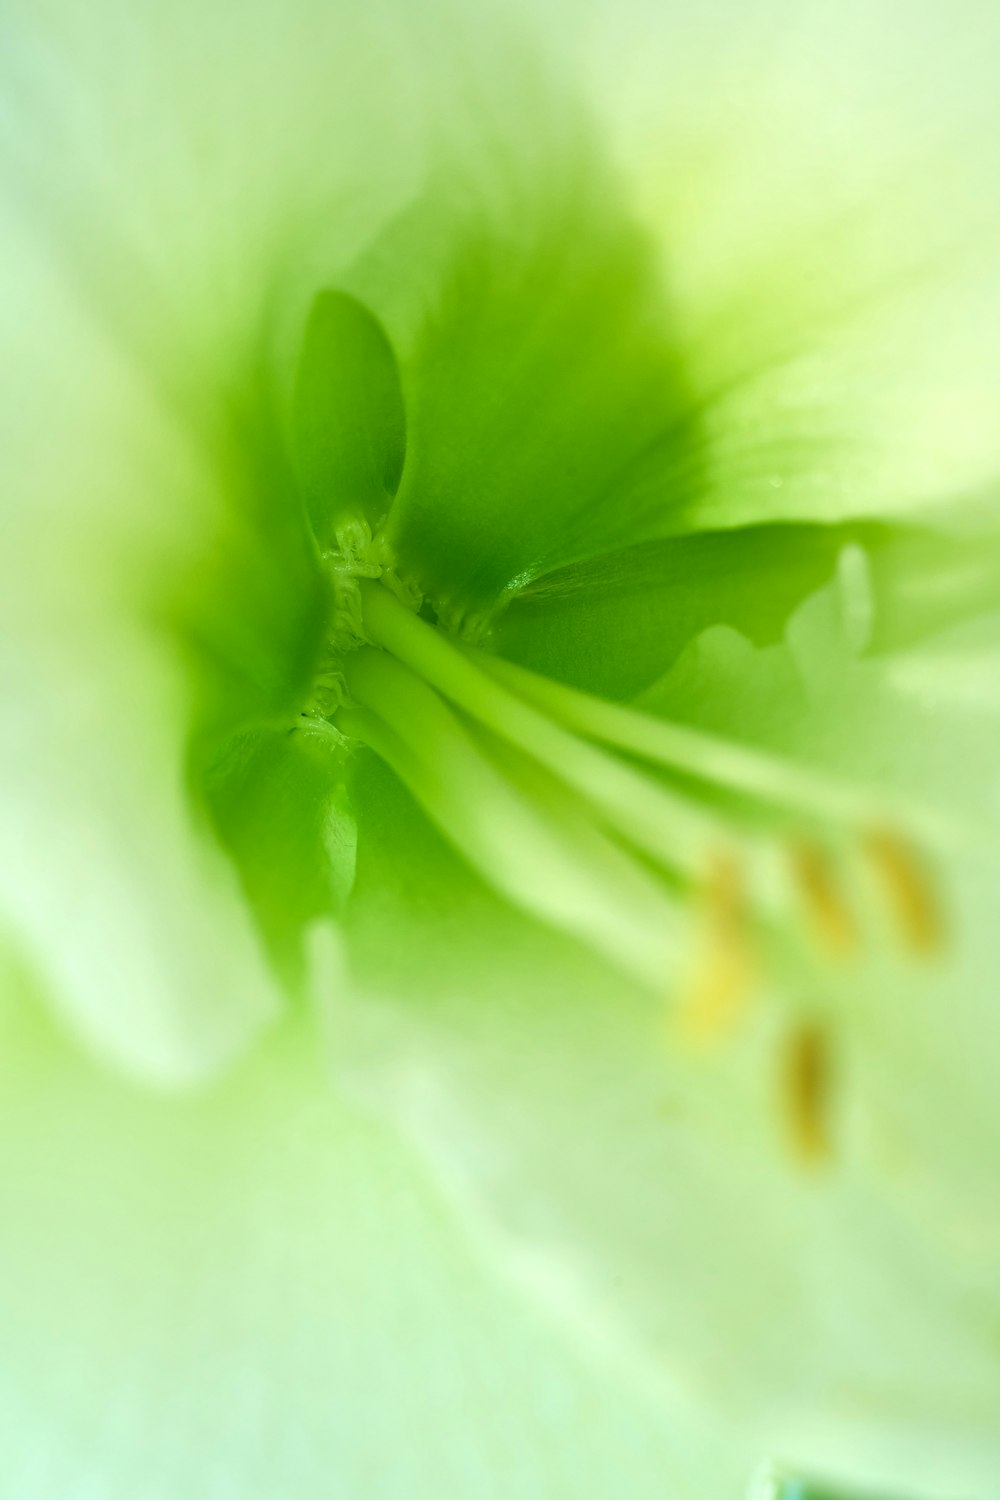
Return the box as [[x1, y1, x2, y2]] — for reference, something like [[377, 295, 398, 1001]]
[[357, 579, 776, 887], [470, 648, 958, 850], [336, 648, 683, 987]]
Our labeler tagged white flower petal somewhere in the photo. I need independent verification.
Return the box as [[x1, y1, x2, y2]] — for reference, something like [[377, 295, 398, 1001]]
[[0, 983, 744, 1499]]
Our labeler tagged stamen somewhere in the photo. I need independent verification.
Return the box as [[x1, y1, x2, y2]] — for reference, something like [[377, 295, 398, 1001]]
[[789, 841, 858, 958], [336, 647, 684, 988], [863, 825, 944, 956], [677, 851, 755, 1043], [471, 649, 958, 850], [780, 1021, 833, 1164], [323, 579, 949, 1024], [356, 578, 766, 883]]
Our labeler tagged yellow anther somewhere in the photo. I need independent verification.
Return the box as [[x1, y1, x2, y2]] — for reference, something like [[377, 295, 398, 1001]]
[[780, 1021, 833, 1165], [863, 825, 944, 957], [790, 840, 858, 958], [676, 853, 754, 1044]]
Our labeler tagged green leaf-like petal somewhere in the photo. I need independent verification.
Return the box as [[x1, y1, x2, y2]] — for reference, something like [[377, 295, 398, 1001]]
[[491, 523, 862, 699], [202, 726, 356, 986], [492, 519, 1000, 700], [293, 291, 406, 550]]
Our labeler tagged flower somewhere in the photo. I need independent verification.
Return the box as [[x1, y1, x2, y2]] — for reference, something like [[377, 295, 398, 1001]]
[[2, 0, 1000, 1495]]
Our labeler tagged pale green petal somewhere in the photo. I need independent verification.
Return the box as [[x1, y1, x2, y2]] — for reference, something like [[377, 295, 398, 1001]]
[[0, 981, 744, 1500], [0, 627, 282, 1083], [0, 226, 291, 1081], [568, 0, 1000, 535], [0, 0, 425, 398]]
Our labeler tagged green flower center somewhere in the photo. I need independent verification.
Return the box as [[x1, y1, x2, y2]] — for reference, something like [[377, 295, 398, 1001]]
[[267, 278, 953, 1161], [311, 531, 943, 1049]]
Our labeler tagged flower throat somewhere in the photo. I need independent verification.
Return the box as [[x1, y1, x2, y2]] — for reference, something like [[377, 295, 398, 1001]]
[[291, 286, 943, 1162]]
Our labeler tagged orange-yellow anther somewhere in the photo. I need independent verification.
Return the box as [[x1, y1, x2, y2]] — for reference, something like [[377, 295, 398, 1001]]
[[677, 852, 754, 1044], [790, 840, 858, 958], [863, 825, 944, 956], [781, 1021, 833, 1164]]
